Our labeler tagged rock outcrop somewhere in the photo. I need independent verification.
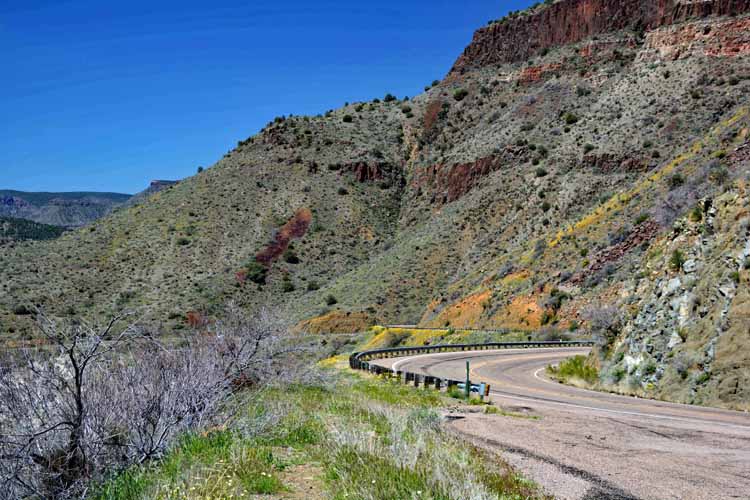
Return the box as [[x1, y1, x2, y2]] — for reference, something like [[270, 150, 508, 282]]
[[451, 0, 750, 74]]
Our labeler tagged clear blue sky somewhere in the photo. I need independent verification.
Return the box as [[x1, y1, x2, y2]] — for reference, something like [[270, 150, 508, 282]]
[[1, 0, 533, 194]]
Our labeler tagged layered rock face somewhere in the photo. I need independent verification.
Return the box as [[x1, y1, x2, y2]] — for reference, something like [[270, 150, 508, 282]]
[[451, 0, 750, 74]]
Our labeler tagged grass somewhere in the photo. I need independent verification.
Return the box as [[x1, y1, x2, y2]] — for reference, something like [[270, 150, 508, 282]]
[[94, 371, 550, 500], [546, 355, 598, 385]]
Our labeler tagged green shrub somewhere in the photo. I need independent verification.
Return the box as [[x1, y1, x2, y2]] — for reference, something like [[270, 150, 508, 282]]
[[730, 271, 740, 284], [283, 248, 300, 264], [176, 237, 190, 246], [563, 112, 578, 125], [547, 355, 598, 384], [541, 201, 551, 212], [282, 280, 295, 293], [669, 249, 685, 272], [13, 304, 33, 316], [635, 213, 649, 224], [535, 167, 548, 177], [325, 295, 338, 306], [246, 261, 268, 284], [342, 115, 353, 123], [583, 143, 595, 153], [384, 93, 397, 102], [668, 173, 685, 189], [307, 281, 320, 291], [710, 165, 729, 185], [453, 89, 469, 101], [689, 205, 703, 223]]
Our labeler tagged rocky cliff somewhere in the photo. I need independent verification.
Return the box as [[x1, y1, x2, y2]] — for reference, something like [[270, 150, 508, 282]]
[[451, 0, 750, 74]]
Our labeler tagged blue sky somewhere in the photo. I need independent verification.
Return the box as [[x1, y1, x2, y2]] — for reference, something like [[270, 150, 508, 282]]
[[1, 0, 534, 194]]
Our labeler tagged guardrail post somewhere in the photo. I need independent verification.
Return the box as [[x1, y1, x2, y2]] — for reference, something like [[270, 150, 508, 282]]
[[434, 378, 442, 391], [413, 374, 420, 388]]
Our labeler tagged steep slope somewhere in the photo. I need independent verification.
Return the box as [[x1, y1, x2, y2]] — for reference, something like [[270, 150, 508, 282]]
[[1, 0, 749, 407], [0, 190, 131, 227]]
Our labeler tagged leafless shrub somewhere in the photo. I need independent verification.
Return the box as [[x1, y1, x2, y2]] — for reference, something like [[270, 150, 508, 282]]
[[0, 304, 309, 499], [582, 304, 623, 347]]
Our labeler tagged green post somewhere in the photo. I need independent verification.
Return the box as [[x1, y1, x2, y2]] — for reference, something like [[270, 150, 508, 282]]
[[465, 361, 470, 400]]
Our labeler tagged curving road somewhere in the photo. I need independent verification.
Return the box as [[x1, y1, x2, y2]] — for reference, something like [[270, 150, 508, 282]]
[[373, 348, 750, 500]]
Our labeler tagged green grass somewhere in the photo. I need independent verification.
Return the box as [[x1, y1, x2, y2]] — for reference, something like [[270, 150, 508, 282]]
[[546, 355, 598, 384], [95, 372, 550, 500]]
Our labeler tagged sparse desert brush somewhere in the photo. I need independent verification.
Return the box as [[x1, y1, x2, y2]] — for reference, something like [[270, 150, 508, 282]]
[[0, 305, 314, 499]]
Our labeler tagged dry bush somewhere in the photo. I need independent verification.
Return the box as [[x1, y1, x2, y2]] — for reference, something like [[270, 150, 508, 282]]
[[582, 304, 622, 347], [0, 304, 310, 499]]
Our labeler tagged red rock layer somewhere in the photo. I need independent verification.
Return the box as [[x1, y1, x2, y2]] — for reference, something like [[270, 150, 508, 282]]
[[341, 162, 391, 182], [450, 0, 750, 74], [570, 220, 660, 284], [412, 148, 527, 205], [641, 17, 750, 60], [255, 208, 312, 265], [583, 153, 648, 173], [519, 63, 563, 83]]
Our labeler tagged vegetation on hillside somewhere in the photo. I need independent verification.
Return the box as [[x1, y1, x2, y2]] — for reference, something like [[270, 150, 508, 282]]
[[0, 216, 66, 242]]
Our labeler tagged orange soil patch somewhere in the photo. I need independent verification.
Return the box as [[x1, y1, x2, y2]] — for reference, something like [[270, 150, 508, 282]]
[[295, 310, 375, 334], [425, 290, 492, 328], [492, 295, 544, 331]]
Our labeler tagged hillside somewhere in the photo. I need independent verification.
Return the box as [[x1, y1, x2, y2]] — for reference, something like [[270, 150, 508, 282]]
[[0, 217, 66, 243], [1, 0, 749, 408], [0, 190, 131, 227]]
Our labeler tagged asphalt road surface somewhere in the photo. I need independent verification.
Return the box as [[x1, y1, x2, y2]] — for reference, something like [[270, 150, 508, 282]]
[[373, 348, 750, 500]]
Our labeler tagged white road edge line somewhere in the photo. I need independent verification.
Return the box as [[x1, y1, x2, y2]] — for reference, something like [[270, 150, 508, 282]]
[[533, 366, 556, 385]]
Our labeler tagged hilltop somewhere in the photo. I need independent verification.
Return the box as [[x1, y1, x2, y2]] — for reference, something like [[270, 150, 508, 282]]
[[1, 0, 749, 408]]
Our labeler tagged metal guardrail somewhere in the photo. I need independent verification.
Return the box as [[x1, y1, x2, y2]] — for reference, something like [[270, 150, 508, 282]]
[[349, 340, 594, 395]]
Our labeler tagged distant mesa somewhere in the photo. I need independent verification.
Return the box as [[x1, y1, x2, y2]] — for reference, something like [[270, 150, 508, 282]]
[[0, 190, 131, 228], [125, 180, 180, 207]]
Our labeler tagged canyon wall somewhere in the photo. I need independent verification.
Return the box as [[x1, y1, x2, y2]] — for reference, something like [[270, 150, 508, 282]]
[[451, 0, 750, 74]]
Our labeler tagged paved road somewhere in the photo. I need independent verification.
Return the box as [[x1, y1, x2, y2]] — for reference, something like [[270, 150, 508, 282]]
[[373, 348, 750, 500]]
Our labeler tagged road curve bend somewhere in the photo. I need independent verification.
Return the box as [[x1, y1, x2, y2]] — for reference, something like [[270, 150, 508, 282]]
[[373, 348, 750, 500]]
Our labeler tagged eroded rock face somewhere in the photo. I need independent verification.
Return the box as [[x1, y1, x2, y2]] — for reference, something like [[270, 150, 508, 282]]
[[340, 162, 392, 183], [582, 153, 649, 173], [641, 17, 750, 60], [450, 0, 750, 74], [411, 148, 527, 205], [571, 221, 659, 284]]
